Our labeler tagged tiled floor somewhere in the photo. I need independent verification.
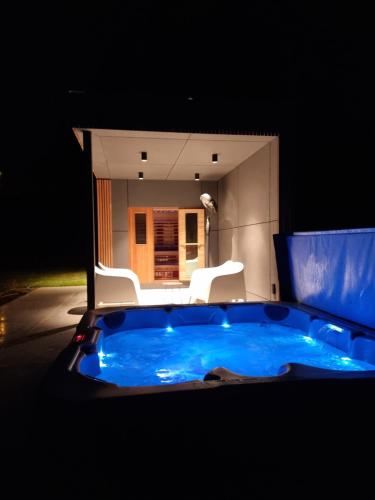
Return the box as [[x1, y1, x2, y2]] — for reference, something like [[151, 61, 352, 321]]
[[139, 286, 192, 305], [139, 286, 265, 305]]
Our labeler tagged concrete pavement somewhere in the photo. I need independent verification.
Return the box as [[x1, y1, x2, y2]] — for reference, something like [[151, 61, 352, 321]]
[[0, 286, 87, 346], [0, 286, 87, 450]]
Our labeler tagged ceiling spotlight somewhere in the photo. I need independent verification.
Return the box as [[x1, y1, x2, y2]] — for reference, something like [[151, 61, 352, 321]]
[[212, 153, 218, 164], [138, 171, 144, 180], [195, 173, 200, 181], [141, 151, 148, 162]]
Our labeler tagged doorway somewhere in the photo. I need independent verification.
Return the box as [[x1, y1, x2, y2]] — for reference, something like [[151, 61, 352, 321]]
[[128, 207, 205, 284], [154, 208, 179, 280]]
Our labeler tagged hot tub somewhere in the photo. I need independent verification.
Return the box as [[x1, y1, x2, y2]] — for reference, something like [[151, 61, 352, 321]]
[[41, 300, 375, 472], [44, 302, 375, 400]]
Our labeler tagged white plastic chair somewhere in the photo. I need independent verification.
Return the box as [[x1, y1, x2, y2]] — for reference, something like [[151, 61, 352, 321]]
[[95, 264, 141, 306], [189, 260, 246, 303]]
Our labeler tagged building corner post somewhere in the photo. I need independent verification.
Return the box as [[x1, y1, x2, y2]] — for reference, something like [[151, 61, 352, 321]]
[[83, 130, 96, 309]]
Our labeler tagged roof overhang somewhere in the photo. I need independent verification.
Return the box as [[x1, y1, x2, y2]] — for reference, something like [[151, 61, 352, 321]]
[[74, 127, 277, 181]]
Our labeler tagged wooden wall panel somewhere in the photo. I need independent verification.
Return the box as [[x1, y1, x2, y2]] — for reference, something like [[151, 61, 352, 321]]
[[96, 179, 113, 267]]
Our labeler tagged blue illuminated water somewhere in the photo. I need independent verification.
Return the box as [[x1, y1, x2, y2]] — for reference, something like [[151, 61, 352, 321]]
[[87, 323, 375, 387]]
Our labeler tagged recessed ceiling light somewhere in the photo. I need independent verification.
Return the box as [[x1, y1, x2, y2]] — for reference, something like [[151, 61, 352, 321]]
[[141, 151, 147, 162], [138, 171, 144, 180], [212, 153, 218, 164], [195, 173, 200, 181]]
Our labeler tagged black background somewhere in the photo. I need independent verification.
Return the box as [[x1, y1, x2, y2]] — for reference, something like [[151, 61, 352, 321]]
[[1, 2, 374, 269]]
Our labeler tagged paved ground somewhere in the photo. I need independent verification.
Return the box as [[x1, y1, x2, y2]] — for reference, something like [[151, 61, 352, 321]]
[[0, 287, 87, 446], [0, 287, 89, 496], [0, 286, 86, 345]]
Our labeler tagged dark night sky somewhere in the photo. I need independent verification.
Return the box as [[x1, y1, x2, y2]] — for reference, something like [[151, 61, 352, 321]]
[[1, 2, 374, 268]]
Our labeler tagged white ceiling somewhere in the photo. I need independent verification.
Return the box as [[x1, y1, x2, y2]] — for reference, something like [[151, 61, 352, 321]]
[[75, 128, 276, 181]]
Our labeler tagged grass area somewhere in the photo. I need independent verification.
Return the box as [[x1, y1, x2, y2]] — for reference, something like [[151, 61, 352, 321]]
[[0, 269, 86, 294]]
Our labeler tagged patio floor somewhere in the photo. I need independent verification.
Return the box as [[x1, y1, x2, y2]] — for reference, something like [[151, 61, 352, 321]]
[[0, 286, 87, 462], [0, 285, 87, 346]]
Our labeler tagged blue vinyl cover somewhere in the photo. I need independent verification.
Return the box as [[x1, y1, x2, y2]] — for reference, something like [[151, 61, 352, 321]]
[[287, 229, 375, 329]]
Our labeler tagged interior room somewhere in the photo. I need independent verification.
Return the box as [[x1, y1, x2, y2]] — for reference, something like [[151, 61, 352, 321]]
[[74, 128, 280, 304]]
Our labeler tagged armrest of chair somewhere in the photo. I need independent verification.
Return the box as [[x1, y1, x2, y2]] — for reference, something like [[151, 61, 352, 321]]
[[96, 266, 141, 293], [189, 267, 216, 303], [95, 268, 140, 305], [208, 269, 246, 303]]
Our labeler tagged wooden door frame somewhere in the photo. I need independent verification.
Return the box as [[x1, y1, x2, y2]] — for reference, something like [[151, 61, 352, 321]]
[[128, 207, 154, 283]]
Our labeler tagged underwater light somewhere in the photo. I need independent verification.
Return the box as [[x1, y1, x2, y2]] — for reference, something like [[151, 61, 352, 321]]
[[98, 349, 107, 368], [303, 336, 315, 344], [327, 324, 344, 333], [166, 326, 173, 333], [341, 357, 351, 362], [222, 322, 230, 328]]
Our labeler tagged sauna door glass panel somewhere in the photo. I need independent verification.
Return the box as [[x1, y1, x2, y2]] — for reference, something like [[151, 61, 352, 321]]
[[135, 213, 147, 244], [185, 213, 199, 277], [185, 213, 198, 243], [178, 209, 205, 281]]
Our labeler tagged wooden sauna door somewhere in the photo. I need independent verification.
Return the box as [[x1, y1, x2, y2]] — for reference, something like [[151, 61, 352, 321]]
[[153, 208, 179, 281], [128, 207, 154, 283], [178, 209, 205, 281]]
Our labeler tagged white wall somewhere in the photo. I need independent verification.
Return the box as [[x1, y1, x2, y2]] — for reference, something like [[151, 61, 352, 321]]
[[218, 139, 279, 301], [111, 180, 128, 268], [111, 179, 219, 268]]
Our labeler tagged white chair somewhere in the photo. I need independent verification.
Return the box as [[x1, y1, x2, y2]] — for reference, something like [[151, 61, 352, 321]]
[[189, 260, 246, 303], [98, 262, 131, 275], [95, 264, 141, 306]]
